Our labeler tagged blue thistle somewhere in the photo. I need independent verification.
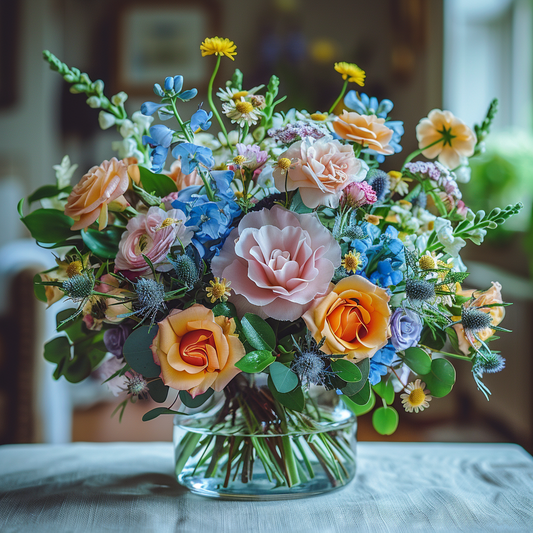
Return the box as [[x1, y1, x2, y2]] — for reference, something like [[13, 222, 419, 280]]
[[132, 277, 167, 326], [475, 353, 506, 376], [170, 254, 199, 287], [62, 272, 94, 301], [366, 169, 390, 202]]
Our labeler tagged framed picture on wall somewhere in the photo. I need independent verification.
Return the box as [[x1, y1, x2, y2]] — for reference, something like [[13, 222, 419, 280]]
[[114, 0, 219, 96]]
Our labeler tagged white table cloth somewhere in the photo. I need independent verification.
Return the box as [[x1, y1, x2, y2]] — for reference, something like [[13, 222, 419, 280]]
[[1, 442, 532, 532]]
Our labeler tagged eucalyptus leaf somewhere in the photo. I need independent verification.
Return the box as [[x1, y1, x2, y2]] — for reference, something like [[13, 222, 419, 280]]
[[33, 273, 47, 303], [421, 358, 456, 397], [268, 376, 305, 412], [44, 336, 70, 364], [147, 379, 169, 403], [139, 166, 178, 197], [403, 347, 432, 375], [81, 226, 122, 259], [342, 390, 375, 416], [372, 379, 395, 405], [269, 361, 298, 393], [122, 325, 161, 378], [345, 379, 371, 405], [339, 358, 369, 396], [142, 407, 186, 421], [179, 388, 214, 408], [331, 359, 362, 382], [372, 406, 399, 435]]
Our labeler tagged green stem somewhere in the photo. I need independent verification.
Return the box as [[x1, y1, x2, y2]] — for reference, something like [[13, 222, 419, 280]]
[[170, 99, 193, 143], [328, 80, 348, 114], [401, 137, 445, 169], [207, 55, 231, 147]]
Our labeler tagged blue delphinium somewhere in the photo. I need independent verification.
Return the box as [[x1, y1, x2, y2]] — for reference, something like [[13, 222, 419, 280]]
[[172, 170, 241, 260], [349, 223, 404, 288], [191, 109, 213, 131], [171, 143, 215, 175], [369, 343, 397, 386], [344, 91, 404, 162], [142, 124, 174, 173]]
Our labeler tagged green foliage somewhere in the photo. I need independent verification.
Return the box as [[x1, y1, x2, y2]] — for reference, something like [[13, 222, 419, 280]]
[[267, 376, 305, 412], [403, 347, 432, 375], [331, 359, 362, 382], [473, 98, 498, 157], [419, 326, 446, 351], [147, 379, 169, 403], [338, 358, 369, 396], [28, 184, 71, 205], [138, 166, 178, 197], [122, 325, 161, 378], [235, 350, 276, 373], [33, 273, 47, 303], [342, 390, 376, 416], [179, 388, 214, 408], [269, 361, 298, 393], [420, 358, 456, 397], [20, 208, 75, 243], [345, 379, 371, 405], [241, 313, 276, 351], [372, 379, 395, 405], [142, 407, 186, 421], [372, 406, 399, 435], [81, 226, 122, 259]]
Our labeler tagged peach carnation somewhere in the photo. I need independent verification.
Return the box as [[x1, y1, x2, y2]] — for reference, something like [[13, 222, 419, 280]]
[[211, 205, 341, 321], [273, 137, 366, 208], [151, 304, 245, 397], [333, 111, 394, 155], [65, 157, 130, 231], [303, 275, 391, 361]]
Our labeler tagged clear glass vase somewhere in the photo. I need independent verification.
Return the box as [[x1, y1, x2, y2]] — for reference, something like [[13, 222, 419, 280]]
[[173, 375, 357, 500]]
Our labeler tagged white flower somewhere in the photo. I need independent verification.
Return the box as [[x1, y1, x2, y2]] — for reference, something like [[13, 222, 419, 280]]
[[119, 119, 137, 139], [132, 110, 153, 133], [193, 132, 222, 151], [86, 96, 101, 108], [217, 85, 263, 103], [98, 111, 116, 130], [53, 155, 78, 189], [469, 227, 487, 245], [222, 98, 262, 127], [455, 165, 471, 183], [111, 91, 128, 106], [111, 138, 145, 164], [217, 130, 253, 147], [434, 217, 466, 257]]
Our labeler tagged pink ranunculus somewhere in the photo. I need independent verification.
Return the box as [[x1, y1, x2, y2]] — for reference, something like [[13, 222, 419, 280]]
[[115, 206, 193, 275], [273, 136, 366, 209], [236, 143, 269, 171], [211, 205, 341, 321]]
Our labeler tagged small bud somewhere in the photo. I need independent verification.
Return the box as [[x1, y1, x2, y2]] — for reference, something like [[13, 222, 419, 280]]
[[86, 96, 101, 108], [93, 79, 105, 95], [153, 83, 164, 97], [111, 91, 128, 106], [98, 111, 116, 130], [164, 77, 174, 91]]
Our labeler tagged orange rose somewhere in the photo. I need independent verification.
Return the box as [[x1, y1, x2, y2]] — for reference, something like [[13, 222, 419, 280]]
[[303, 275, 391, 361], [333, 111, 394, 155], [65, 157, 130, 231], [39, 272, 65, 307], [165, 160, 204, 190], [453, 282, 505, 355], [151, 304, 246, 397]]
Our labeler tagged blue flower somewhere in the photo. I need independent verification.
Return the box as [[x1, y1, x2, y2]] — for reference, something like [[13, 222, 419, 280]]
[[142, 125, 174, 173], [369, 343, 397, 386], [141, 101, 168, 116], [191, 109, 213, 131], [171, 143, 215, 175]]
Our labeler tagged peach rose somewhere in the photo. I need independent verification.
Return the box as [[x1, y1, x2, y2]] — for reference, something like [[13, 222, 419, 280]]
[[416, 110, 476, 169], [39, 273, 65, 307], [453, 282, 505, 355], [151, 304, 246, 397], [333, 111, 394, 155], [165, 160, 204, 190], [65, 157, 130, 231], [273, 137, 367, 208], [303, 275, 391, 361]]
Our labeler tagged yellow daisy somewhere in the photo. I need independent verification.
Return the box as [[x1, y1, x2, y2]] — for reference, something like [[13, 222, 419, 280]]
[[334, 62, 366, 86], [400, 379, 432, 413], [342, 251, 362, 274], [200, 37, 237, 61], [206, 277, 232, 303]]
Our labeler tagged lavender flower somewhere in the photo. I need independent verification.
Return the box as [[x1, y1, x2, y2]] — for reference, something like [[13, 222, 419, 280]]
[[390, 309, 423, 350], [103, 323, 132, 358], [268, 121, 325, 144]]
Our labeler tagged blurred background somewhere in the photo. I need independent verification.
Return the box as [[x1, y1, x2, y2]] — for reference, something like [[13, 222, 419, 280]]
[[1, 0, 532, 452]]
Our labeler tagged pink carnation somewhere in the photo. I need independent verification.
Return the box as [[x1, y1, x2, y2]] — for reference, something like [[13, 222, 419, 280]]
[[211, 205, 341, 321], [341, 181, 377, 208], [115, 206, 193, 275]]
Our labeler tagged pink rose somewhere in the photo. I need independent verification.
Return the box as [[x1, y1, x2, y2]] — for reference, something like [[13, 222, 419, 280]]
[[340, 181, 377, 208], [115, 207, 193, 275], [273, 136, 366, 209], [211, 205, 341, 321]]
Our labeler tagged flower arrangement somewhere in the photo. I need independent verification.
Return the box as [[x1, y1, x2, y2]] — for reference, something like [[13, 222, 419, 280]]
[[22, 37, 521, 495]]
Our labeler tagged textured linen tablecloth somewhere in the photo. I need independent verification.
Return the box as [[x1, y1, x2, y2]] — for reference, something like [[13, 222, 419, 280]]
[[0, 442, 532, 533]]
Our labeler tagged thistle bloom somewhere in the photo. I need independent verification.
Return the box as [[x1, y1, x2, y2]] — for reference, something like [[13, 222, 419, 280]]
[[416, 109, 476, 169], [334, 62, 366, 85], [200, 37, 237, 60]]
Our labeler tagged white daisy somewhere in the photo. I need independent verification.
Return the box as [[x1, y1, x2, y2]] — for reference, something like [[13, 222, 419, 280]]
[[222, 98, 262, 127], [400, 379, 432, 413]]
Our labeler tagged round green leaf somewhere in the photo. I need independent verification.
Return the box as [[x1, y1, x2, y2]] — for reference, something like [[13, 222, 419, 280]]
[[268, 376, 305, 412], [235, 350, 275, 373], [372, 406, 399, 435], [342, 390, 375, 416], [147, 379, 169, 403], [403, 347, 432, 375], [139, 166, 178, 197], [346, 379, 371, 405], [340, 358, 370, 396], [44, 336, 70, 364], [372, 379, 395, 405], [269, 361, 298, 393], [179, 388, 214, 408], [81, 226, 122, 259], [421, 358, 456, 397], [331, 359, 362, 382], [122, 325, 161, 378]]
